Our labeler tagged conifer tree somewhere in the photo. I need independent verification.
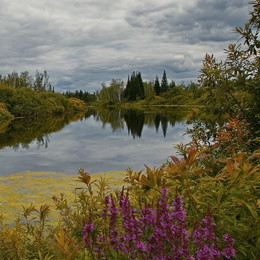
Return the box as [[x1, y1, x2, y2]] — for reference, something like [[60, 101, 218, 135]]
[[169, 80, 176, 88], [154, 75, 161, 95], [136, 72, 145, 99], [124, 72, 144, 101], [161, 70, 169, 93]]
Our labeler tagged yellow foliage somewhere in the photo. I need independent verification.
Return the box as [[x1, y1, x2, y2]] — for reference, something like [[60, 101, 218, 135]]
[[68, 98, 86, 111], [51, 228, 84, 260]]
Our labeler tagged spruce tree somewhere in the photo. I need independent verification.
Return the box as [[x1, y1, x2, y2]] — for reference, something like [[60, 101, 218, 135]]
[[136, 72, 145, 99], [124, 72, 144, 101], [154, 75, 161, 95], [161, 70, 169, 93]]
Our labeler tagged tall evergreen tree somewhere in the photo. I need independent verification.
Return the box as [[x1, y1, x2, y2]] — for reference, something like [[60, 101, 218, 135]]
[[124, 72, 144, 101], [161, 70, 169, 93], [154, 75, 161, 95], [124, 75, 134, 101], [136, 72, 145, 99]]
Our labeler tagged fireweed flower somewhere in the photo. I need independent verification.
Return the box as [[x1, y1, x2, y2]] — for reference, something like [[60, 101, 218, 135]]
[[193, 216, 218, 243], [192, 216, 220, 259], [145, 189, 191, 259], [82, 223, 94, 248], [192, 216, 237, 259], [104, 195, 121, 251], [119, 192, 144, 258], [82, 190, 236, 259], [140, 206, 156, 226], [170, 194, 190, 257], [102, 195, 110, 218], [107, 196, 118, 233], [221, 233, 236, 259]]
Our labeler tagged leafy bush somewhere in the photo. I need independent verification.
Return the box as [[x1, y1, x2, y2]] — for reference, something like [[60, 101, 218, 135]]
[[0, 85, 86, 118], [44, 97, 65, 114], [68, 98, 87, 111], [0, 102, 14, 122], [9, 87, 44, 116]]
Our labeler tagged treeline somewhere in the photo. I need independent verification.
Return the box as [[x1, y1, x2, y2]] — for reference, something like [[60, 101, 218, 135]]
[[69, 70, 203, 106], [63, 90, 96, 103], [0, 71, 86, 121], [0, 70, 54, 92], [95, 70, 187, 104]]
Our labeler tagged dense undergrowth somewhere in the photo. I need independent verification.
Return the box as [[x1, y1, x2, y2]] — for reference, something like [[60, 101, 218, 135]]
[[0, 84, 86, 121], [0, 117, 258, 259]]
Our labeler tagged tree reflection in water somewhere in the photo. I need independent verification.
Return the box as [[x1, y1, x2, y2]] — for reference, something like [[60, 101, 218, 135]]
[[0, 107, 190, 150], [0, 113, 85, 150], [88, 107, 190, 138]]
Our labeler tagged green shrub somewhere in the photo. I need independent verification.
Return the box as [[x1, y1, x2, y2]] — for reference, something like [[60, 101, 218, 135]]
[[44, 97, 65, 114], [0, 85, 85, 118], [9, 87, 44, 116], [0, 103, 14, 122]]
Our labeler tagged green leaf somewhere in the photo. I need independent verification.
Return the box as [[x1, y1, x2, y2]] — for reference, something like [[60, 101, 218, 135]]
[[235, 199, 259, 220]]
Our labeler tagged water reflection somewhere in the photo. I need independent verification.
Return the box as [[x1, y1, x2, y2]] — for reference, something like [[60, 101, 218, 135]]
[[124, 110, 144, 138], [87, 106, 189, 139], [0, 113, 86, 150], [0, 107, 190, 150], [0, 107, 192, 175]]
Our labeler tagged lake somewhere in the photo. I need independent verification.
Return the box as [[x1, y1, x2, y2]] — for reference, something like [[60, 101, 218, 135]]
[[0, 107, 192, 176]]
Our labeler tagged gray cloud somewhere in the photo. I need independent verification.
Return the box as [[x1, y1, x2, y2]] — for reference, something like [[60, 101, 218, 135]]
[[0, 0, 251, 92]]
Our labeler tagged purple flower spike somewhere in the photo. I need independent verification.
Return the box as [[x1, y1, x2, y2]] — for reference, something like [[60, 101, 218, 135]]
[[82, 190, 236, 260], [221, 234, 236, 259], [82, 223, 94, 248]]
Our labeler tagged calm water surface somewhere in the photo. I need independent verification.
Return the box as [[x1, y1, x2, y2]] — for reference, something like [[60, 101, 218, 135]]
[[0, 108, 191, 176]]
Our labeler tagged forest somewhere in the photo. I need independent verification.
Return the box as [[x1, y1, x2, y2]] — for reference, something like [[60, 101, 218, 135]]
[[63, 71, 203, 107], [0, 0, 259, 259]]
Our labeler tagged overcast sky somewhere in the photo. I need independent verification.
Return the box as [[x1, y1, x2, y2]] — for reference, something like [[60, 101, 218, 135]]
[[0, 0, 251, 93]]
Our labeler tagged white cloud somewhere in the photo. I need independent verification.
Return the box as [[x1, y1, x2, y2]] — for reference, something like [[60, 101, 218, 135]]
[[0, 0, 251, 92]]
